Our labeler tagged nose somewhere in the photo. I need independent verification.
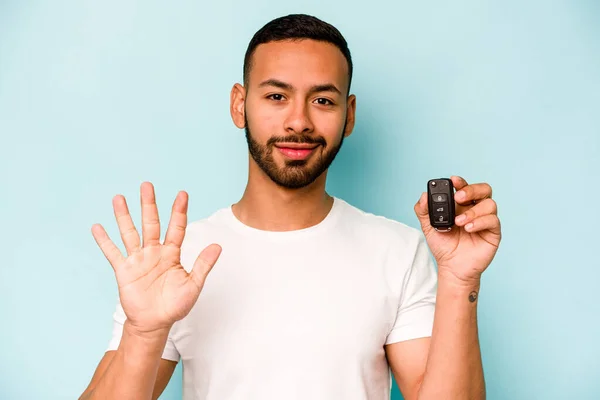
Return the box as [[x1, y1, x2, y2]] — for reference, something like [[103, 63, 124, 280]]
[[284, 100, 314, 135]]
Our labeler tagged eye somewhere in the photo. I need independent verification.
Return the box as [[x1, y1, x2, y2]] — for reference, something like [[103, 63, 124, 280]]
[[314, 98, 334, 106], [267, 94, 285, 101]]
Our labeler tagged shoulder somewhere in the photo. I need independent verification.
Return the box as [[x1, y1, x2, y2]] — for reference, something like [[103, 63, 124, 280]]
[[185, 208, 226, 236], [336, 197, 424, 249]]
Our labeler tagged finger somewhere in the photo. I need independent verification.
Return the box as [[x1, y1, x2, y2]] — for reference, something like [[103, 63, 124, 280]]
[[113, 195, 141, 256], [414, 192, 428, 218], [463, 214, 501, 235], [454, 198, 498, 227], [189, 244, 222, 290], [450, 175, 469, 191], [141, 182, 161, 248], [91, 224, 125, 270], [414, 192, 433, 234], [454, 182, 493, 205], [164, 191, 189, 248]]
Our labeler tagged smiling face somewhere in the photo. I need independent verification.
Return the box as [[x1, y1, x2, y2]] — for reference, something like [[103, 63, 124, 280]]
[[231, 39, 356, 189]]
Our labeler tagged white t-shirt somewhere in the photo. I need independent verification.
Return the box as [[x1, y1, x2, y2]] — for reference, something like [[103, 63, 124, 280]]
[[106, 196, 438, 399]]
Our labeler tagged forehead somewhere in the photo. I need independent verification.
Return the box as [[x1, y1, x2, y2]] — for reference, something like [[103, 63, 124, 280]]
[[248, 39, 349, 93]]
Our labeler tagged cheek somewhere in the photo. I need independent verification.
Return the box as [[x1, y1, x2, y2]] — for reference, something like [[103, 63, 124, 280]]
[[246, 101, 278, 139], [255, 109, 278, 128], [313, 111, 346, 139]]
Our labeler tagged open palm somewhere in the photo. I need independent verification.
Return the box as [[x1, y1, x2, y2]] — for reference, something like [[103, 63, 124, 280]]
[[91, 182, 222, 334]]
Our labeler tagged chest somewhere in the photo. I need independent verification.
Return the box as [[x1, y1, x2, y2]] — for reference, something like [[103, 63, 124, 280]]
[[173, 244, 399, 368]]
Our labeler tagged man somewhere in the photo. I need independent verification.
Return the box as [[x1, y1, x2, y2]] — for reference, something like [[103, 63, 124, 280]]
[[80, 14, 501, 400]]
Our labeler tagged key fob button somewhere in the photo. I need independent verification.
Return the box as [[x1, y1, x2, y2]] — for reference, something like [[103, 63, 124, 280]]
[[434, 214, 449, 223], [432, 193, 447, 203], [433, 204, 448, 214]]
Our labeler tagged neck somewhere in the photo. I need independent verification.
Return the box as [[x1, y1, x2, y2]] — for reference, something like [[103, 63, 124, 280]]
[[231, 159, 334, 232]]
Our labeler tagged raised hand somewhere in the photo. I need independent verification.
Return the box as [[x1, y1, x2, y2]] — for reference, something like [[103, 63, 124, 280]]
[[91, 182, 222, 335]]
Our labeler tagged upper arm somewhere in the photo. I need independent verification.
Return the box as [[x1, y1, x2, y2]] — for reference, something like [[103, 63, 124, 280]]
[[385, 337, 431, 400], [383, 232, 437, 399], [79, 350, 178, 400]]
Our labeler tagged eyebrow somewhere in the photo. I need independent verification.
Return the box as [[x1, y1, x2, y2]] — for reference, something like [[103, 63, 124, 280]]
[[258, 79, 342, 95]]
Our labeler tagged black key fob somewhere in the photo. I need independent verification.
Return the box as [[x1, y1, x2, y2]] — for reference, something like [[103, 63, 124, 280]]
[[427, 178, 455, 232]]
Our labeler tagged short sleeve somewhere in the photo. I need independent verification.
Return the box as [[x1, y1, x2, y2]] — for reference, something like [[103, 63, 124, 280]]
[[105, 298, 181, 362], [385, 233, 438, 345]]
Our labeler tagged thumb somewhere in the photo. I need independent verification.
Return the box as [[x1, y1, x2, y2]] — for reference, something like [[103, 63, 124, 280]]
[[189, 243, 222, 289], [414, 192, 433, 233]]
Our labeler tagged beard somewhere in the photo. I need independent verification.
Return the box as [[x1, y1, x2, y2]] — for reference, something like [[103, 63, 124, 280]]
[[244, 114, 346, 189]]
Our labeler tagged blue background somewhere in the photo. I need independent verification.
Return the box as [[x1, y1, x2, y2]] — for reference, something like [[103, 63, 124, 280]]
[[1, 1, 598, 399]]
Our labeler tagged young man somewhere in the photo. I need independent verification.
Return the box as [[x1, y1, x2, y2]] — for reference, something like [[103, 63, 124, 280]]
[[80, 14, 501, 400]]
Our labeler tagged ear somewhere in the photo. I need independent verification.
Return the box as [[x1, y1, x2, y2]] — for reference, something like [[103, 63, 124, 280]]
[[343, 94, 357, 138], [230, 83, 246, 129]]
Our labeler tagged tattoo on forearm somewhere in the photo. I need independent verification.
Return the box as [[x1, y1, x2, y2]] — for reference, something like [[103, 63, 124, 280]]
[[468, 291, 478, 302]]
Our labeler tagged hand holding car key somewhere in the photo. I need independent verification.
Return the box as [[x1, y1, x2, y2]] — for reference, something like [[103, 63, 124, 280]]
[[415, 175, 502, 284]]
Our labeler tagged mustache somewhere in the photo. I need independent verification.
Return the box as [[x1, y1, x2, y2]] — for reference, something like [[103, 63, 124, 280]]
[[267, 135, 327, 147]]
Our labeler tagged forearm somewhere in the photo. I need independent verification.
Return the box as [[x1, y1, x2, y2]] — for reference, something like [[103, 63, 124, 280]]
[[80, 320, 170, 400], [417, 275, 485, 400]]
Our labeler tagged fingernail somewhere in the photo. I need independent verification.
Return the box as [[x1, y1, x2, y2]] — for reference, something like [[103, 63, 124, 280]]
[[456, 214, 466, 223], [465, 223, 474, 231], [455, 191, 465, 200]]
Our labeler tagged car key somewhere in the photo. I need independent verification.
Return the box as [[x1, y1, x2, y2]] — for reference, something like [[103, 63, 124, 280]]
[[427, 178, 455, 232]]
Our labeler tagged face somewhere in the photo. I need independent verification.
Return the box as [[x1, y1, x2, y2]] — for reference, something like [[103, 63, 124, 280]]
[[232, 39, 356, 190]]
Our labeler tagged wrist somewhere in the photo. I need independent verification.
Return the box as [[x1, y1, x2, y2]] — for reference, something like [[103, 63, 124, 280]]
[[118, 320, 170, 372], [437, 268, 481, 289], [123, 319, 172, 342], [437, 270, 481, 304]]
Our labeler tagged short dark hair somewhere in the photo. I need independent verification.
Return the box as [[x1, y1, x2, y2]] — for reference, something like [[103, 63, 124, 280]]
[[243, 14, 353, 94]]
